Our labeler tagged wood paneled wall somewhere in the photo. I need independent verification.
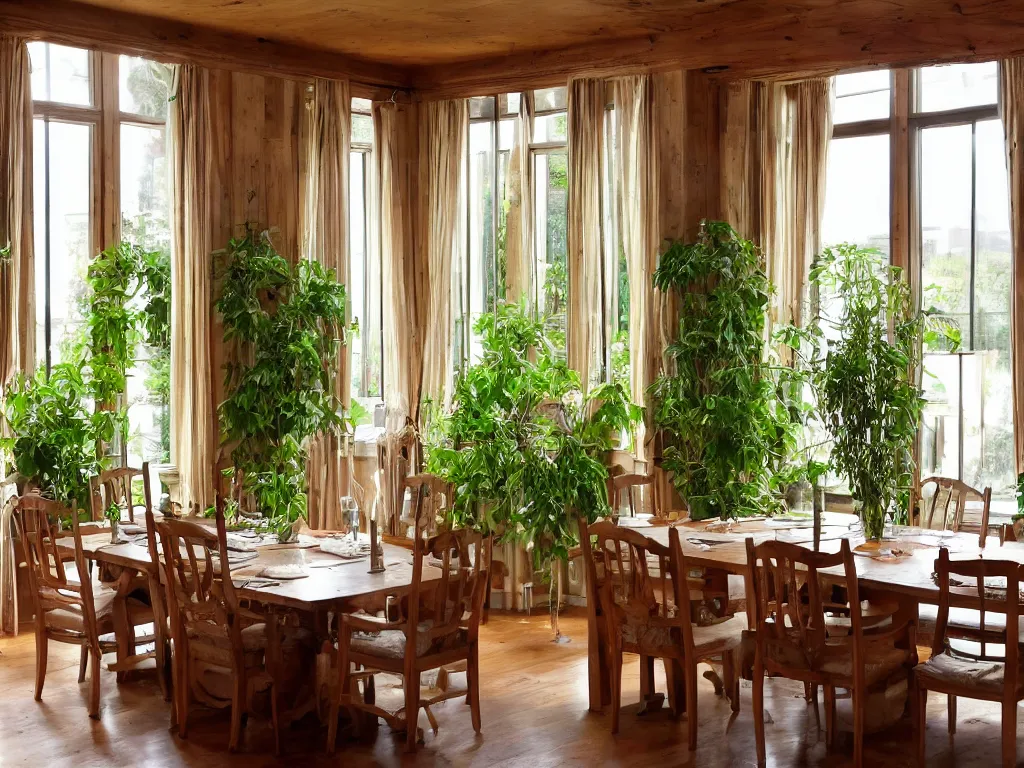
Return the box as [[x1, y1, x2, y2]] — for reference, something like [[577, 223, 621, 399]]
[[206, 70, 305, 445]]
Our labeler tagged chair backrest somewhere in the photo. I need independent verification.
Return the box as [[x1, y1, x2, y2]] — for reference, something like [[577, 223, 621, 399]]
[[11, 494, 101, 650], [745, 537, 862, 675], [155, 498, 242, 657], [89, 463, 151, 524], [586, 520, 694, 655], [377, 422, 420, 536], [403, 473, 453, 541], [918, 476, 992, 546], [932, 547, 1020, 679], [610, 472, 657, 518], [405, 527, 487, 654]]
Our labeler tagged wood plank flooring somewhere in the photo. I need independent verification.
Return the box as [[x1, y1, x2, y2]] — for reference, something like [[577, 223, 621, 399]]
[[0, 609, 1015, 766]]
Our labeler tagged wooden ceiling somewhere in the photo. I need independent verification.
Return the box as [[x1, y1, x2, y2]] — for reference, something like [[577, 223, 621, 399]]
[[3, 0, 1024, 97]]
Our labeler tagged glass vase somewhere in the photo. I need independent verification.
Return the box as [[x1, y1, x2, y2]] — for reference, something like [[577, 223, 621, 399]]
[[861, 503, 885, 540]]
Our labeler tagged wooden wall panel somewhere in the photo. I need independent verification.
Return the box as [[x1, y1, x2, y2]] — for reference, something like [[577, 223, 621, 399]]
[[683, 70, 723, 240], [653, 71, 686, 243], [720, 80, 755, 239], [206, 69, 305, 448]]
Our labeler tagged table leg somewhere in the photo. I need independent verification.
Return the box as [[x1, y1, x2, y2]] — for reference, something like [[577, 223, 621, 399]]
[[110, 568, 136, 683]]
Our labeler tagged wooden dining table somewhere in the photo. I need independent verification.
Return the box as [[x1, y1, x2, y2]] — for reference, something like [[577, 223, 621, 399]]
[[56, 525, 441, 678], [590, 511, 1024, 717]]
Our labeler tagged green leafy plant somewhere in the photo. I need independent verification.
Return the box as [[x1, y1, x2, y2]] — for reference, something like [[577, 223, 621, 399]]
[[1, 364, 118, 510], [425, 302, 641, 566], [649, 220, 792, 520], [789, 244, 955, 539], [215, 226, 350, 529]]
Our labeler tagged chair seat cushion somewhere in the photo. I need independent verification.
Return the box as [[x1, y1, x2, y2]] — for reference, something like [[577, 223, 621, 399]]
[[350, 621, 468, 660], [187, 622, 268, 668], [620, 612, 745, 656], [693, 613, 746, 654], [918, 603, 1022, 638], [915, 650, 1017, 695], [45, 587, 151, 635], [765, 628, 910, 686]]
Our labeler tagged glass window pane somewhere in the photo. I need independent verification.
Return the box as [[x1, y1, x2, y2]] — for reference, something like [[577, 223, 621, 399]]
[[918, 62, 998, 113], [119, 56, 171, 120], [122, 123, 171, 464], [501, 92, 520, 117], [32, 119, 46, 370], [534, 87, 567, 113], [467, 120, 495, 364], [352, 113, 373, 144], [469, 96, 495, 121], [833, 70, 890, 124], [974, 119, 1012, 351], [534, 150, 568, 360], [349, 150, 366, 398], [822, 134, 890, 253], [351, 97, 372, 115], [28, 42, 91, 106], [920, 353, 961, 481], [920, 124, 972, 347], [533, 113, 566, 143], [41, 121, 92, 368]]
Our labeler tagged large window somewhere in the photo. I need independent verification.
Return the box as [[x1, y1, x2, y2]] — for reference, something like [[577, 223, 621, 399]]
[[824, 63, 1015, 502], [452, 94, 516, 373], [29, 42, 172, 468], [349, 97, 382, 406]]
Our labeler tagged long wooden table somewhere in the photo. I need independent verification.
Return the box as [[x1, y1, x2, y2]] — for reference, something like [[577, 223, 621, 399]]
[[628, 512, 1024, 608], [56, 528, 439, 674]]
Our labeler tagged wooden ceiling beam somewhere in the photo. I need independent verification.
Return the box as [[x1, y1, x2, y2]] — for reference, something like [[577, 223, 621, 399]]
[[0, 0, 413, 98], [412, 0, 1024, 99]]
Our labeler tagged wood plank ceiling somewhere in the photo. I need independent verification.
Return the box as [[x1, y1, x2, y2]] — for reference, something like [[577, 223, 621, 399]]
[[3, 0, 1024, 97]]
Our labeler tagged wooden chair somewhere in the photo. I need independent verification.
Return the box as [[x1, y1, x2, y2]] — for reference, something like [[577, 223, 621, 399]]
[[385, 473, 453, 545], [913, 548, 1024, 767], [11, 494, 155, 718], [917, 476, 993, 547], [156, 502, 283, 753], [89, 463, 149, 523], [609, 472, 656, 518], [745, 537, 917, 767], [586, 521, 744, 747], [327, 526, 488, 753]]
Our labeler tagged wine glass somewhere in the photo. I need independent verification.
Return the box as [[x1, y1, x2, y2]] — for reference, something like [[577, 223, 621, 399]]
[[341, 496, 360, 540]]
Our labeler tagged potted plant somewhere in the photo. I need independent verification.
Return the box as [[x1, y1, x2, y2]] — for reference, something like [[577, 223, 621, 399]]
[[215, 226, 353, 538], [792, 244, 956, 540], [649, 220, 792, 520], [425, 302, 641, 638]]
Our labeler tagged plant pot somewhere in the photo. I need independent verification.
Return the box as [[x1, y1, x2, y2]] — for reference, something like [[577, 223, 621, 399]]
[[861, 503, 885, 541]]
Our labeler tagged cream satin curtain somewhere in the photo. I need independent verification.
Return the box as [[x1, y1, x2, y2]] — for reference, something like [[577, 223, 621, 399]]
[[169, 64, 216, 513], [613, 75, 659, 460], [567, 78, 605, 391], [418, 99, 467, 416], [1001, 59, 1024, 476], [303, 78, 351, 530], [505, 92, 534, 306], [0, 34, 34, 636]]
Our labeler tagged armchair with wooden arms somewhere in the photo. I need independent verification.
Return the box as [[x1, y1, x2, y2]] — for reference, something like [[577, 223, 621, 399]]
[[89, 463, 150, 524], [916, 475, 993, 546], [156, 502, 285, 753], [326, 527, 488, 753], [11, 494, 155, 719]]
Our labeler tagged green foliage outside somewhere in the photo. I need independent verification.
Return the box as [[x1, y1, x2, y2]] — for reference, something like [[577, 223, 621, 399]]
[[215, 227, 351, 533], [2, 241, 167, 514], [424, 302, 642, 568], [782, 244, 958, 538], [649, 221, 794, 520]]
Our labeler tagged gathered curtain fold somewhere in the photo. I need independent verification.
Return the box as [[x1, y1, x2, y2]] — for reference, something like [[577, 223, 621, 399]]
[[303, 78, 351, 530], [418, 99, 468, 417], [0, 34, 34, 636], [505, 92, 534, 307], [169, 64, 216, 514], [567, 77, 606, 392], [1000, 59, 1024, 476], [754, 78, 832, 350], [613, 75, 659, 460]]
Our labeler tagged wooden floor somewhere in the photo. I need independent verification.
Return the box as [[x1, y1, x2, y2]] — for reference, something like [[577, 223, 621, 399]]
[[0, 609, 1017, 766]]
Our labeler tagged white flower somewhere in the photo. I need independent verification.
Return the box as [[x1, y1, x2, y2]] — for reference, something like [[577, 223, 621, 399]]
[[562, 389, 583, 409], [611, 341, 625, 355]]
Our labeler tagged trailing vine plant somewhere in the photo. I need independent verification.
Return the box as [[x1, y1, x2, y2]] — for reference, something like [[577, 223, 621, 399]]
[[649, 220, 793, 520], [215, 226, 350, 532]]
